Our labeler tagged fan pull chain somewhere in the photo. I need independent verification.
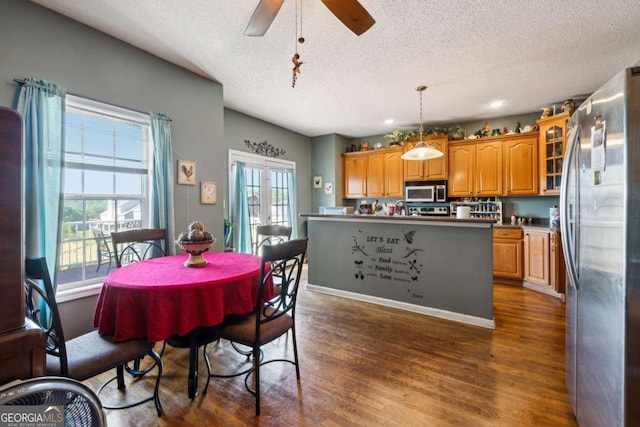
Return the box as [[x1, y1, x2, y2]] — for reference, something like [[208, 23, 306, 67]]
[[292, 0, 304, 88]]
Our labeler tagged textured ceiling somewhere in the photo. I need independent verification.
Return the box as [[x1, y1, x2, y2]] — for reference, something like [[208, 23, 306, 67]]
[[32, 0, 640, 138]]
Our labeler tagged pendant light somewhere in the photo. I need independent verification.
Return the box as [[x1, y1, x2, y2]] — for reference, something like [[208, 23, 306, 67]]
[[401, 86, 444, 160]]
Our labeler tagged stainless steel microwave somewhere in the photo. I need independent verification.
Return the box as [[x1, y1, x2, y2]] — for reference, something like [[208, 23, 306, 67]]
[[405, 184, 447, 202]]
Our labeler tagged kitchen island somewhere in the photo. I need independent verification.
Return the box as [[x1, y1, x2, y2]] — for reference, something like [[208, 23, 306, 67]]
[[301, 214, 496, 329]]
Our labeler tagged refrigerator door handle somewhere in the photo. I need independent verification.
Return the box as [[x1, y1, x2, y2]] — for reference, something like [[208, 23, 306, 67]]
[[560, 124, 580, 290]]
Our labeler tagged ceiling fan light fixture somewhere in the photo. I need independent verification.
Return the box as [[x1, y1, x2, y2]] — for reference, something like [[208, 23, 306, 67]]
[[401, 85, 444, 161]]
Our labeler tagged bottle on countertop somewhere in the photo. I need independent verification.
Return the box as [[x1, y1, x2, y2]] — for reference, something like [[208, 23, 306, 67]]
[[510, 214, 517, 224]]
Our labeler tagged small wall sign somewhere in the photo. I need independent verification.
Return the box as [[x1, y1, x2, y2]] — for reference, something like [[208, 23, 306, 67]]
[[200, 181, 217, 204]]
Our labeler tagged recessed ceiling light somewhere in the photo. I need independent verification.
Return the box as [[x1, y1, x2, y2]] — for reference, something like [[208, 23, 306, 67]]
[[384, 118, 395, 125], [490, 100, 505, 109]]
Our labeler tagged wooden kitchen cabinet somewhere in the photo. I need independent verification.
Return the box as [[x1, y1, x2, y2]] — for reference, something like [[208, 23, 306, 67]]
[[448, 140, 501, 197], [493, 227, 523, 284], [537, 112, 569, 195], [448, 143, 475, 197], [366, 152, 385, 197], [475, 141, 503, 196], [343, 152, 368, 198], [550, 231, 566, 294], [524, 230, 550, 286], [384, 149, 404, 197], [523, 228, 565, 298], [449, 132, 539, 198], [403, 135, 448, 181], [503, 135, 538, 195], [342, 147, 403, 199]]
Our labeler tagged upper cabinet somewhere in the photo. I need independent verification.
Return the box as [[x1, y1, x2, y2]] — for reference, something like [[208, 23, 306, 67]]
[[342, 147, 404, 199], [536, 112, 569, 195], [403, 135, 448, 181], [503, 135, 538, 195], [448, 140, 502, 197], [448, 132, 539, 198], [475, 140, 503, 196], [343, 152, 368, 198], [384, 149, 405, 197]]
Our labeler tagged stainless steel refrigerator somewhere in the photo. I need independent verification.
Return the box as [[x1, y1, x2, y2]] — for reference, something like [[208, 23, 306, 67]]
[[561, 66, 640, 426]]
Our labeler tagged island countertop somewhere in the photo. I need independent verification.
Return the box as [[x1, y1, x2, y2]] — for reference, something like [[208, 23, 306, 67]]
[[300, 213, 495, 227]]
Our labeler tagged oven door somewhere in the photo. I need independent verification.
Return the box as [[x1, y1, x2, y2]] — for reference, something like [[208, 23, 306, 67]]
[[405, 185, 435, 202]]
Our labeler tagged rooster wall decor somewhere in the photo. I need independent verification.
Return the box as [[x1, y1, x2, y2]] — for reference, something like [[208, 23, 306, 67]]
[[177, 160, 196, 185]]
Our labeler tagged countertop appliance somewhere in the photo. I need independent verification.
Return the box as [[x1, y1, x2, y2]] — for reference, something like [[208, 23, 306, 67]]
[[405, 182, 447, 203], [560, 66, 640, 426]]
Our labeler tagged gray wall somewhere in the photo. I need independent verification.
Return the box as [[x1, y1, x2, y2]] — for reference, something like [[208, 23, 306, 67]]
[[0, 1, 310, 338], [223, 108, 311, 234], [310, 133, 351, 212], [1, 0, 224, 243]]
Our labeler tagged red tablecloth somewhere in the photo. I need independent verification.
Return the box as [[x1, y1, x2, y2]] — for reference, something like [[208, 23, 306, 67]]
[[94, 252, 270, 343]]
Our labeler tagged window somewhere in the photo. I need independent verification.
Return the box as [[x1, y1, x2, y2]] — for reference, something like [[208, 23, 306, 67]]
[[58, 95, 152, 290]]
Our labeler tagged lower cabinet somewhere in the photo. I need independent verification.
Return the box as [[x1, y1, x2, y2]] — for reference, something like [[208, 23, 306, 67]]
[[524, 230, 550, 285], [493, 227, 566, 298], [549, 232, 566, 294], [493, 228, 523, 284], [523, 229, 565, 298]]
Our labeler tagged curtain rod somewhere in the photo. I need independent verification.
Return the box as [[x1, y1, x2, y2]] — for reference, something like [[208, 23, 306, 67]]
[[13, 78, 172, 121]]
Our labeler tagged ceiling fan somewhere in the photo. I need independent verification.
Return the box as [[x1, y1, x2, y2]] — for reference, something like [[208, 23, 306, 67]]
[[244, 0, 375, 37]]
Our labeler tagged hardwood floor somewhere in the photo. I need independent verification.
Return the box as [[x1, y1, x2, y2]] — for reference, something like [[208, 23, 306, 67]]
[[86, 271, 577, 426]]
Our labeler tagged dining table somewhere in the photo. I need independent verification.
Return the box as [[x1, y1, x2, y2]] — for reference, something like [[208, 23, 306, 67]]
[[93, 251, 272, 398]]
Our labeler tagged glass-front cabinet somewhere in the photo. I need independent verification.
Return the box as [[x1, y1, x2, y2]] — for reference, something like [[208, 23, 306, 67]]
[[537, 112, 569, 195]]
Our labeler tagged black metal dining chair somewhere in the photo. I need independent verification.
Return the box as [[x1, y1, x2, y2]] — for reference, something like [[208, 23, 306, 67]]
[[206, 238, 308, 415], [24, 256, 163, 416], [254, 224, 292, 256], [111, 228, 169, 267]]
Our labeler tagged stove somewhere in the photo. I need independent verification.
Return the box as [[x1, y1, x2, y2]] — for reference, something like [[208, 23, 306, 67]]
[[409, 206, 449, 216]]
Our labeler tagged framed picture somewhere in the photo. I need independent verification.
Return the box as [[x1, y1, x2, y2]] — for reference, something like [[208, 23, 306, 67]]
[[200, 181, 217, 204], [313, 176, 322, 188], [324, 181, 333, 195], [177, 160, 196, 185]]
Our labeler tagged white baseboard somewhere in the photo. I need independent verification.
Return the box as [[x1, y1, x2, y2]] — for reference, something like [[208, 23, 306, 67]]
[[305, 283, 496, 330]]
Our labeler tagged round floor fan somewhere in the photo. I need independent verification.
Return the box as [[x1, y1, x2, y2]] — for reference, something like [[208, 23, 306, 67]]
[[0, 377, 107, 427]]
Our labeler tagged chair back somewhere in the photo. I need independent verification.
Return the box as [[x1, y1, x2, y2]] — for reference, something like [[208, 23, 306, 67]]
[[254, 224, 292, 255], [257, 238, 307, 325], [111, 228, 169, 267], [24, 256, 69, 376], [92, 228, 112, 256]]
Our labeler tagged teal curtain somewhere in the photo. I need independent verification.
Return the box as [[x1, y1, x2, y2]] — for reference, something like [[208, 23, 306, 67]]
[[231, 162, 252, 253], [286, 169, 298, 238], [15, 77, 66, 288], [150, 113, 175, 255]]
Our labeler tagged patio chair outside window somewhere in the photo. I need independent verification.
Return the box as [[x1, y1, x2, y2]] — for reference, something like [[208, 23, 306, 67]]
[[92, 228, 115, 273]]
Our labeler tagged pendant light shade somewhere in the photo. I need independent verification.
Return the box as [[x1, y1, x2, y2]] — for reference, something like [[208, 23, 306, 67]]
[[401, 85, 444, 161]]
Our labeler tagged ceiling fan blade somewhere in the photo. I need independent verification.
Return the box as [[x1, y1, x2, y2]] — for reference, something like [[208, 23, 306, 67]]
[[321, 0, 375, 36], [244, 0, 285, 37]]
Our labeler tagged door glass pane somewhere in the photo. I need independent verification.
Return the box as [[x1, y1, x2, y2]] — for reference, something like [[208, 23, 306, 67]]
[[270, 169, 290, 226]]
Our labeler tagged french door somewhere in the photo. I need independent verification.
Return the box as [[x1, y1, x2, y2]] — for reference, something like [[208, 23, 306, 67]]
[[228, 150, 296, 253]]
